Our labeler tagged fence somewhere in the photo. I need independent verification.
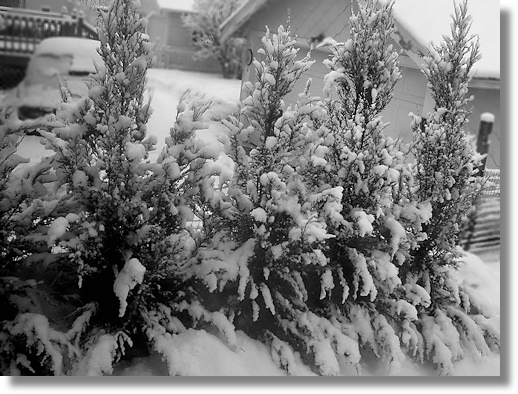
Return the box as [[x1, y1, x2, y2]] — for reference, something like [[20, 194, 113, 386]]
[[152, 44, 222, 74], [482, 168, 501, 197], [462, 169, 500, 253]]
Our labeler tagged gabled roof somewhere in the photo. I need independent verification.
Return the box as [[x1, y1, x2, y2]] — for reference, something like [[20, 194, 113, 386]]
[[220, 0, 499, 81], [220, 0, 268, 42]]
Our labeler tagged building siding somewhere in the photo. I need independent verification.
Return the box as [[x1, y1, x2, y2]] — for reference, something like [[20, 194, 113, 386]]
[[164, 12, 192, 48], [23, 0, 97, 22], [245, 0, 352, 44], [136, 1, 222, 74], [146, 10, 221, 73], [0, 0, 24, 7], [146, 13, 168, 45], [24, 0, 70, 12]]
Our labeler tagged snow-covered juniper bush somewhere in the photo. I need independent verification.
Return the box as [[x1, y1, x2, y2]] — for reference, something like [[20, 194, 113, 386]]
[[0, 93, 65, 375], [201, 24, 352, 374], [194, 0, 499, 375], [0, 0, 499, 376], [0, 0, 227, 375], [406, 0, 500, 375]]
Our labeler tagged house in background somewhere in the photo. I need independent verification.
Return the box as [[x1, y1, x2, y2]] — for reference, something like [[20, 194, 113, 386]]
[[23, 0, 86, 14], [0, 0, 25, 7], [4, 0, 223, 74], [139, 0, 221, 74], [2, 0, 99, 24], [220, 0, 500, 169]]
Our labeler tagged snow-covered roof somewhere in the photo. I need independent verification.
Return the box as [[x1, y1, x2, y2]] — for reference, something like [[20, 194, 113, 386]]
[[392, 0, 499, 80], [156, 0, 195, 12]]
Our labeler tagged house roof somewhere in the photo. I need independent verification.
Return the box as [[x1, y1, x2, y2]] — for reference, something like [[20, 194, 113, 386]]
[[220, 0, 500, 81], [156, 0, 195, 13], [220, 0, 268, 41]]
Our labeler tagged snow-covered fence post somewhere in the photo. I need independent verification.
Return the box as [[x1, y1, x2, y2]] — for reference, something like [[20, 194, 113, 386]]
[[476, 112, 494, 174]]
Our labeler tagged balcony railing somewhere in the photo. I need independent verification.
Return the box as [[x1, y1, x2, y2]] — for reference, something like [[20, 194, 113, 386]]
[[0, 6, 97, 58]]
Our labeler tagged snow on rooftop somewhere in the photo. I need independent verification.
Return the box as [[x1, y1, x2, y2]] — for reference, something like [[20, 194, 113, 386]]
[[156, 0, 195, 12], [393, 0, 500, 80]]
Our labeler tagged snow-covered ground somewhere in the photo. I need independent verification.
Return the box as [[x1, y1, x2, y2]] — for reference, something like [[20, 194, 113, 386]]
[[144, 68, 242, 162], [1, 68, 502, 379], [107, 250, 500, 377], [10, 68, 242, 168]]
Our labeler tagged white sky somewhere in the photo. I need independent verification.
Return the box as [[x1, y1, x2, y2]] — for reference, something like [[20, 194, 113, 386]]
[[393, 0, 500, 79], [156, 0, 195, 12]]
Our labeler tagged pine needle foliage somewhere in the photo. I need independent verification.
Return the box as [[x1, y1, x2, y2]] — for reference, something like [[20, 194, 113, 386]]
[[406, 0, 499, 374], [0, 0, 500, 377]]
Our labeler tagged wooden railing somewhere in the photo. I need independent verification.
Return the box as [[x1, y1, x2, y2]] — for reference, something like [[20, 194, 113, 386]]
[[0, 6, 98, 61], [153, 44, 222, 74], [462, 169, 501, 253]]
